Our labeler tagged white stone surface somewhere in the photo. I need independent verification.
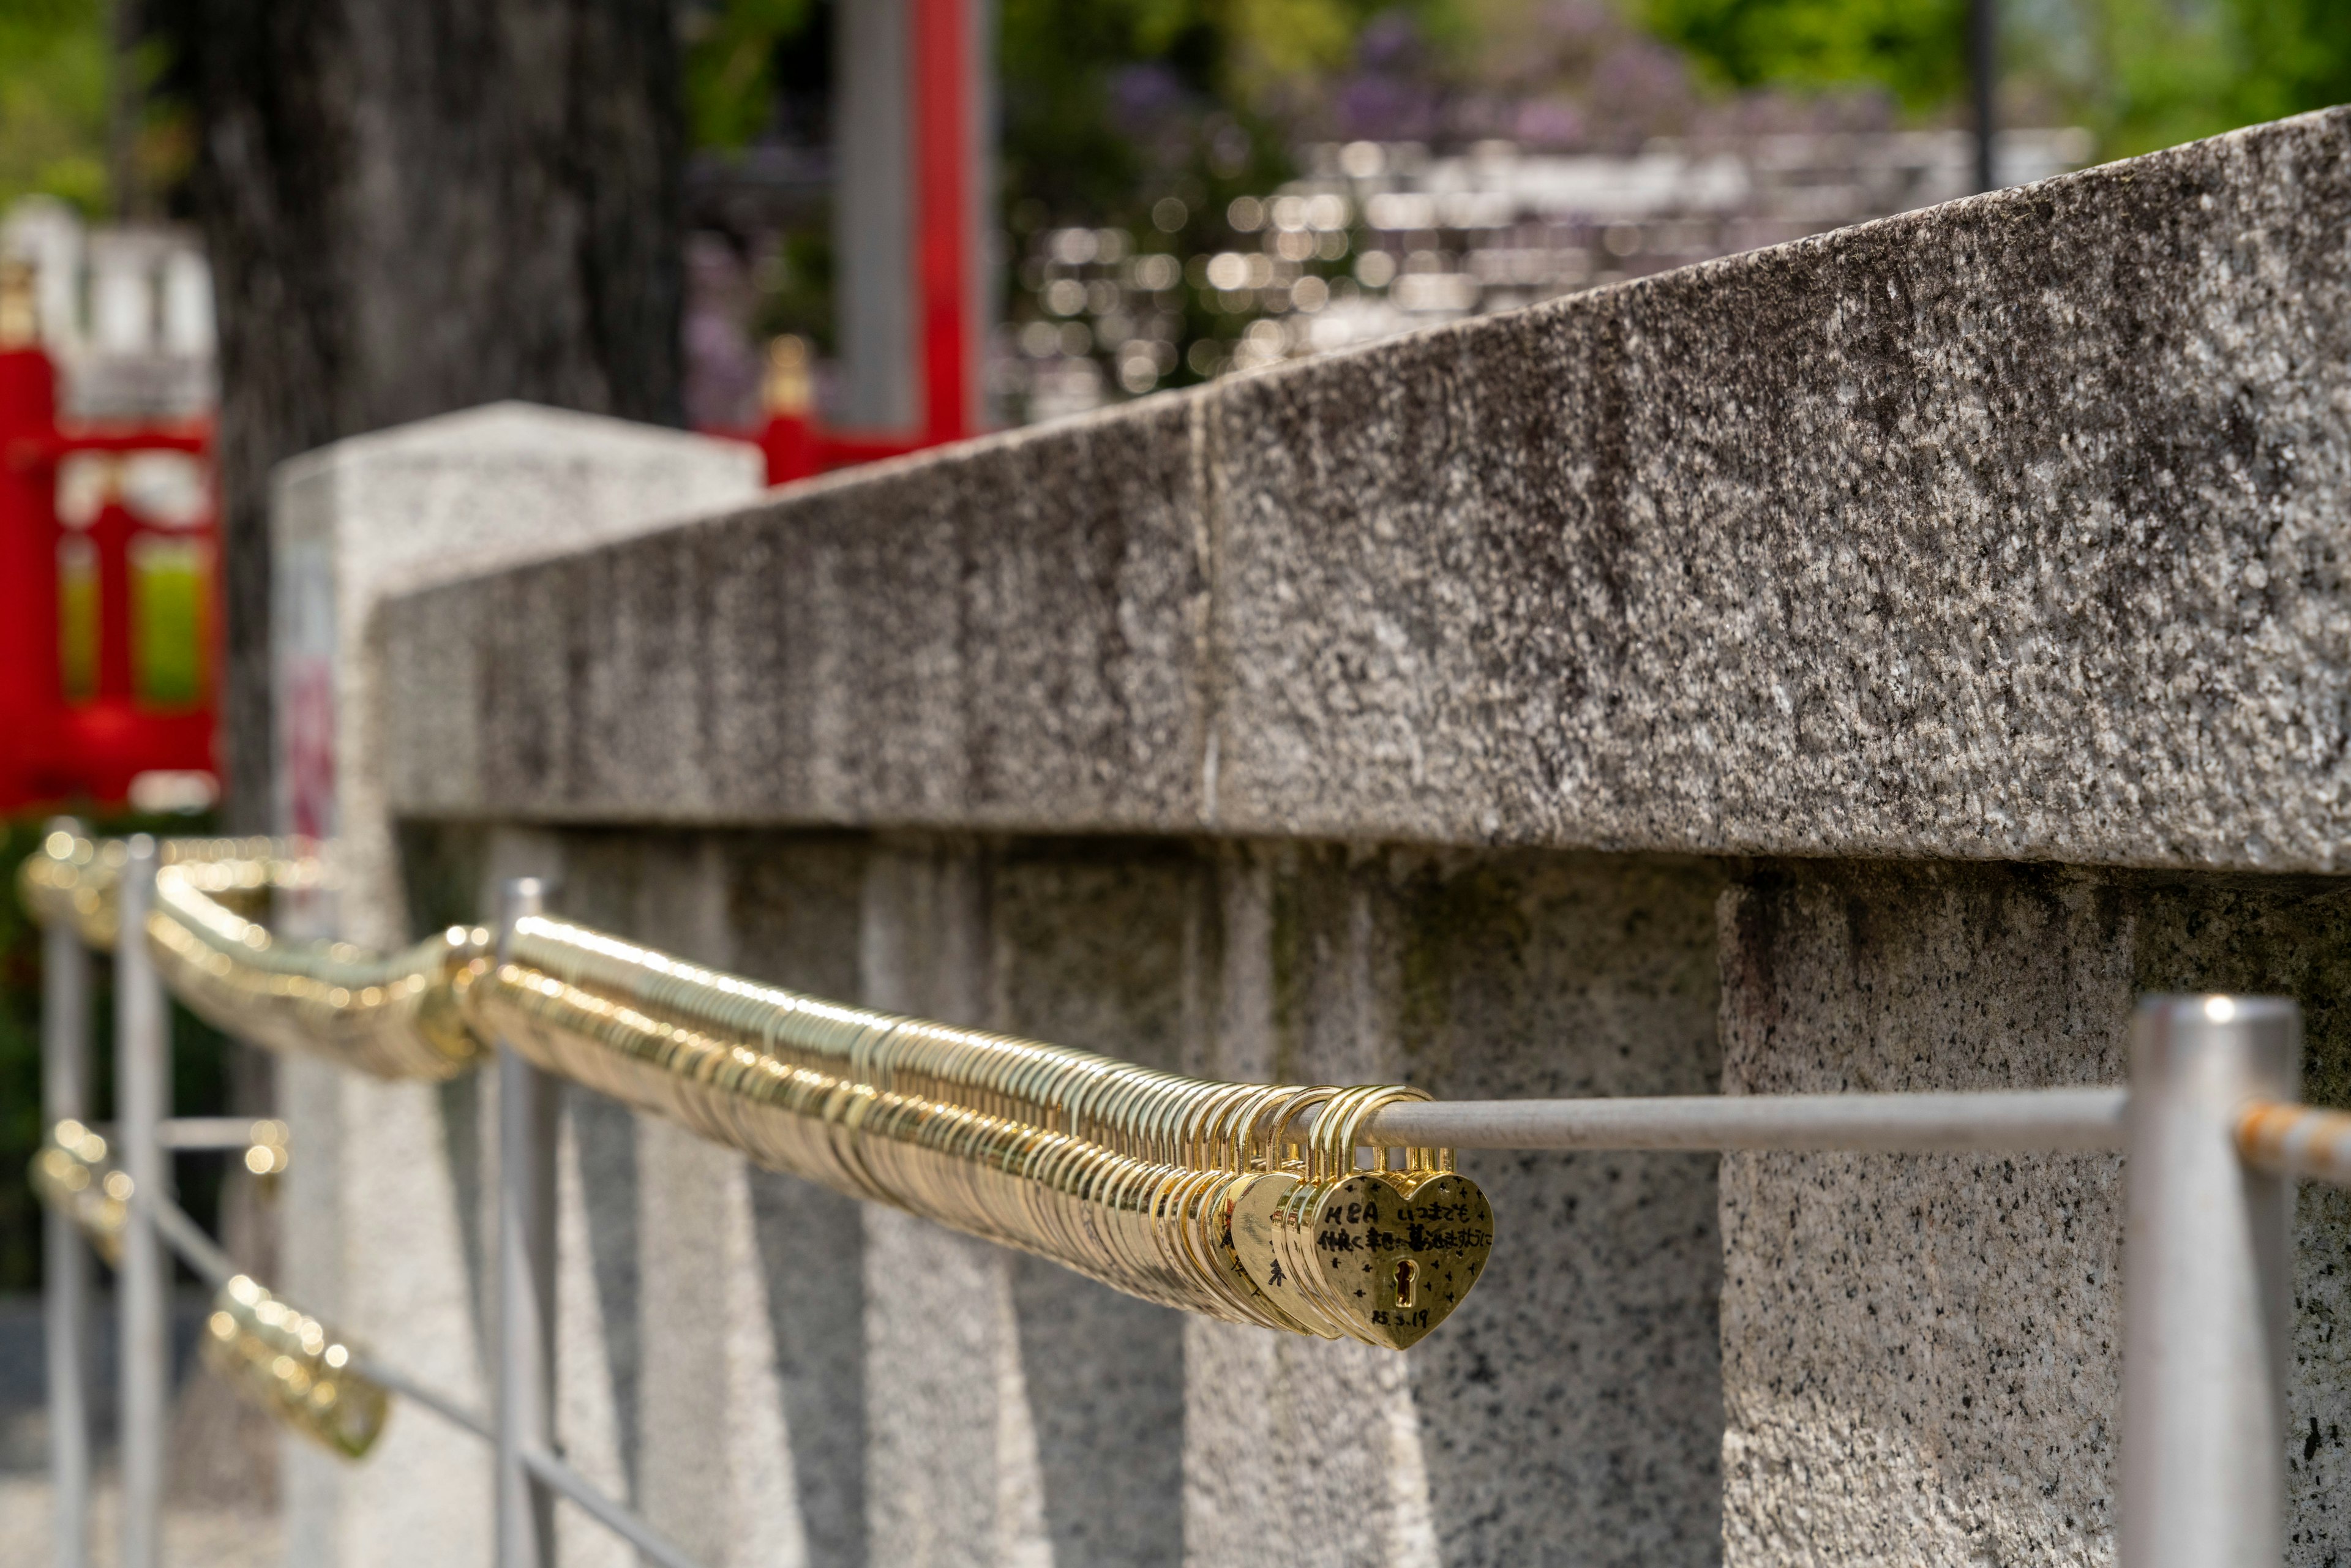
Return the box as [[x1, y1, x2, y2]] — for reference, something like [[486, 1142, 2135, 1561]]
[[271, 400, 762, 946], [266, 407, 760, 1568]]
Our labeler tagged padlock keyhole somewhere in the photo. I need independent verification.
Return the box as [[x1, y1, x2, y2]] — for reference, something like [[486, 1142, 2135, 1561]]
[[1393, 1258, 1418, 1309]]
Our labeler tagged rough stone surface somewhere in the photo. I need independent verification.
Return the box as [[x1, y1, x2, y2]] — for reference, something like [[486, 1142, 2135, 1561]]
[[1716, 860, 2351, 1567], [383, 396, 1207, 839], [1392, 854, 1724, 1568], [273, 400, 761, 948], [728, 836, 874, 1568], [1717, 864, 2133, 1568], [383, 111, 2351, 873], [373, 833, 2351, 1567], [987, 846, 1193, 1568]]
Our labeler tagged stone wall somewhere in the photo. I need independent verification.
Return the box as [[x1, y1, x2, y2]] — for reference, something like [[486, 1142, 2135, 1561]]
[[274, 108, 2351, 1566], [392, 828, 1729, 1568]]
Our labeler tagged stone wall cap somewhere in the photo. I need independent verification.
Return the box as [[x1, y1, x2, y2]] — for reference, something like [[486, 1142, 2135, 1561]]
[[275, 400, 759, 485], [376, 108, 2351, 874]]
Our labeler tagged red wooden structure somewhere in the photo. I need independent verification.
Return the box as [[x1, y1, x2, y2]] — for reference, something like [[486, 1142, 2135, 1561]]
[[0, 344, 217, 814], [735, 0, 977, 482], [2, 0, 978, 807]]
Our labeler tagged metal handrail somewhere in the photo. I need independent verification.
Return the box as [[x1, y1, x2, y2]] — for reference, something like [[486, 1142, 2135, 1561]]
[[2237, 1098, 2351, 1183], [22, 833, 2351, 1568], [1340, 1086, 2131, 1152], [520, 1447, 703, 1568]]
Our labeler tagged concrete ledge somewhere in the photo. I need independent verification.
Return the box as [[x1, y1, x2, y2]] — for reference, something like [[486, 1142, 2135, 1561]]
[[381, 109, 2351, 872]]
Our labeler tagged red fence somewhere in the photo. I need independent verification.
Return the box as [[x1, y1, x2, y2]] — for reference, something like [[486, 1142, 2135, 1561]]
[[0, 360, 950, 817], [1, 0, 973, 812], [0, 345, 217, 813]]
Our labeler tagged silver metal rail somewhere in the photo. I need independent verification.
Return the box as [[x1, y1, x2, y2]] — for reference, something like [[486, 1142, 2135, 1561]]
[[40, 819, 91, 1568], [521, 1446, 704, 1568], [114, 836, 165, 1568], [147, 1192, 234, 1288], [156, 1117, 268, 1151], [350, 1353, 493, 1442], [82, 1115, 279, 1151], [2236, 1097, 2351, 1185], [33, 857, 707, 1568], [487, 875, 710, 1567], [146, 1184, 499, 1443], [494, 877, 559, 1568], [1351, 1086, 2130, 1152]]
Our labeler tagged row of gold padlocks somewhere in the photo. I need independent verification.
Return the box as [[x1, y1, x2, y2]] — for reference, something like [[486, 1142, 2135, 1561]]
[[31, 1122, 389, 1457], [24, 834, 1498, 1349], [477, 917, 1495, 1348]]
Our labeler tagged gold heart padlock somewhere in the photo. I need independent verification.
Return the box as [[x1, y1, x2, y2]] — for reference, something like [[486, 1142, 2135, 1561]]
[[1247, 1082, 1494, 1351], [1270, 1086, 1408, 1342], [1197, 1085, 1330, 1335], [1226, 1085, 1352, 1338]]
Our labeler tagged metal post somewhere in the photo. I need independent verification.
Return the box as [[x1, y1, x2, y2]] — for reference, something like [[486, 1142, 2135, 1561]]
[[1969, 0, 1998, 192], [835, 0, 914, 431], [42, 819, 91, 1568], [494, 878, 557, 1568], [115, 835, 165, 1568], [2121, 994, 2298, 1568]]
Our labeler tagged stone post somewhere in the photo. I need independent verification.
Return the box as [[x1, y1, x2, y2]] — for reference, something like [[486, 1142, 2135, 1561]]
[[269, 405, 759, 1566]]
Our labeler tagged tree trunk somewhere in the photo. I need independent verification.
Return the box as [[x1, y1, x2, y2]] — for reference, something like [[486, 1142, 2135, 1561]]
[[145, 0, 683, 1507], [155, 0, 686, 832]]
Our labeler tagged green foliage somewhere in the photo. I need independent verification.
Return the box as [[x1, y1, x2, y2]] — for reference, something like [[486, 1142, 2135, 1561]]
[[1641, 0, 1970, 110], [0, 0, 110, 214], [2091, 0, 2351, 156], [683, 0, 817, 150], [998, 0, 1468, 227], [750, 226, 834, 351], [1645, 0, 2351, 151]]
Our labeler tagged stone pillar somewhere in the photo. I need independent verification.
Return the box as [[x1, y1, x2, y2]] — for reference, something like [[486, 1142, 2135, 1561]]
[[1182, 846, 1727, 1568], [988, 844, 1195, 1568], [728, 833, 876, 1568], [553, 1095, 632, 1568], [268, 407, 760, 1566], [1715, 863, 2134, 1566], [1177, 847, 1438, 1568], [858, 839, 1052, 1568], [629, 837, 808, 1568]]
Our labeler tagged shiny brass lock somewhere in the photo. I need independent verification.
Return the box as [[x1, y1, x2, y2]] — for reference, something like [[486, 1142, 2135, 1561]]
[[1240, 1084, 1494, 1350]]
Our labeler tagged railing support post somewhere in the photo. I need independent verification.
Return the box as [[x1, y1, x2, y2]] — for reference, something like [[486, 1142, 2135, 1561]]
[[42, 818, 91, 1568], [2122, 994, 2298, 1568], [115, 835, 166, 1568], [494, 877, 557, 1568]]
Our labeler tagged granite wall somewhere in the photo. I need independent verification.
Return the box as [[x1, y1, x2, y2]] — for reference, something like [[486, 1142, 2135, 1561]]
[[394, 827, 1730, 1568], [381, 829, 2351, 1568], [269, 107, 2351, 1566]]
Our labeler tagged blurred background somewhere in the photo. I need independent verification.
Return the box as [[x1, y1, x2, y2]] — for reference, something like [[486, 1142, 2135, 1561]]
[[0, 0, 2343, 1547], [8, 0, 2350, 439]]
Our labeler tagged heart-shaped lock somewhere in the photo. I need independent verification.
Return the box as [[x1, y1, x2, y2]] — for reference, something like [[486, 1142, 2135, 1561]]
[[1262, 1085, 1392, 1339], [1220, 1086, 1344, 1338], [1255, 1083, 1493, 1351]]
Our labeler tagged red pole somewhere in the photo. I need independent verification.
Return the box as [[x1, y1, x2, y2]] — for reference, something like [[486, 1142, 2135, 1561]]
[[0, 347, 61, 809], [92, 497, 137, 702], [912, 0, 972, 444]]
